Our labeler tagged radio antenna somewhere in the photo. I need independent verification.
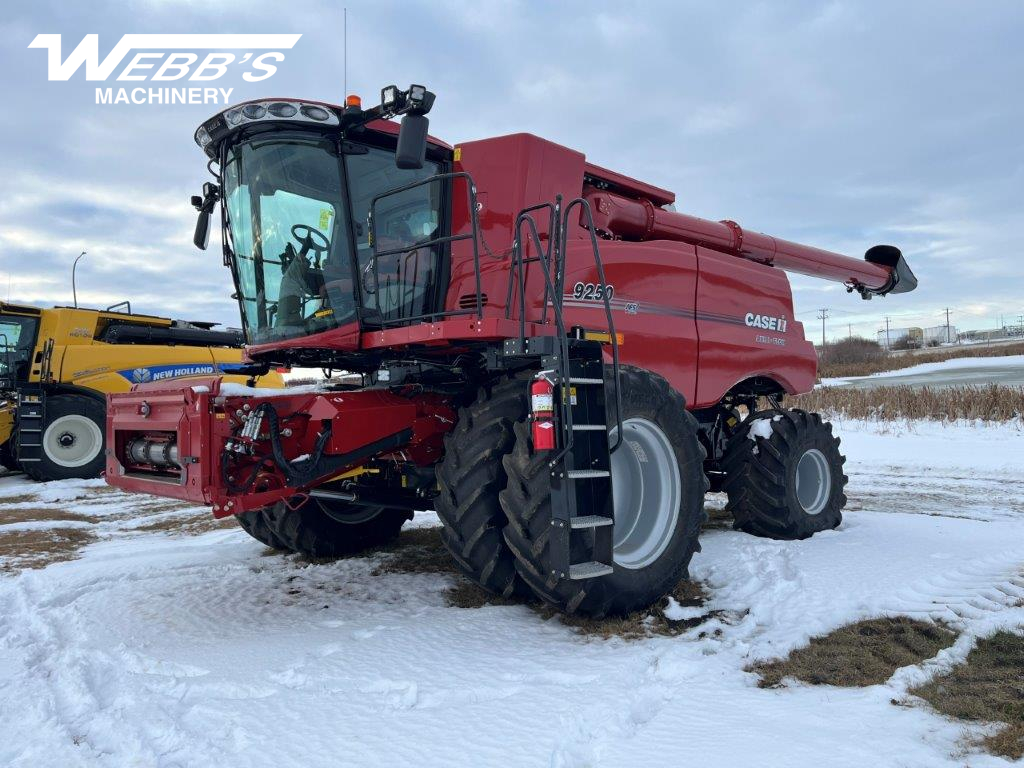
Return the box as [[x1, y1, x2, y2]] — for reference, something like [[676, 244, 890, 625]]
[[343, 7, 348, 98]]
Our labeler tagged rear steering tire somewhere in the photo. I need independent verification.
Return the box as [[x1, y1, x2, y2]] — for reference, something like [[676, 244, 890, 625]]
[[24, 395, 106, 481], [722, 409, 847, 539], [501, 366, 708, 618], [262, 496, 413, 558]]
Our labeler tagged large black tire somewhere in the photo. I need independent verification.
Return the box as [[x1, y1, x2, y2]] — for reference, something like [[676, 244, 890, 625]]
[[722, 409, 847, 540], [235, 509, 289, 550], [263, 496, 413, 558], [0, 438, 18, 472], [24, 395, 106, 481], [434, 377, 530, 598], [501, 367, 708, 617]]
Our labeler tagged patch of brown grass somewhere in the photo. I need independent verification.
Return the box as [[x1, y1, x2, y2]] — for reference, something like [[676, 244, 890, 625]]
[[135, 512, 237, 536], [0, 507, 102, 525], [911, 630, 1024, 760], [0, 527, 97, 572], [541, 579, 715, 640], [0, 494, 38, 505], [370, 526, 459, 576], [793, 384, 1024, 423], [751, 617, 957, 688], [818, 341, 1024, 379], [445, 579, 519, 609]]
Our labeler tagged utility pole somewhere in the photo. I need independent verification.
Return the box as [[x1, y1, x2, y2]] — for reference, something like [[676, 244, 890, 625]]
[[816, 308, 829, 348], [848, 323, 853, 340], [944, 307, 953, 344], [884, 316, 891, 351]]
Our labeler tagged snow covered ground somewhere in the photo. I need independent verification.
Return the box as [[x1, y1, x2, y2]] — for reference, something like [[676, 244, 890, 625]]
[[1, 420, 1023, 767], [821, 354, 1024, 389]]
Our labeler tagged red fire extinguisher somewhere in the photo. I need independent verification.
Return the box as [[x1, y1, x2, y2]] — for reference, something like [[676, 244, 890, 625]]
[[530, 373, 556, 451]]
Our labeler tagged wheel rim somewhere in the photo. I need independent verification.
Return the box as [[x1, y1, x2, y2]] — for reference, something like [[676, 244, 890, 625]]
[[316, 498, 384, 525], [795, 448, 832, 515], [609, 417, 681, 570], [42, 414, 102, 468]]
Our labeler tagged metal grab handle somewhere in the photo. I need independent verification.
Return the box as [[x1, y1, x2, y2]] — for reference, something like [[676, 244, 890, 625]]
[[561, 197, 623, 453]]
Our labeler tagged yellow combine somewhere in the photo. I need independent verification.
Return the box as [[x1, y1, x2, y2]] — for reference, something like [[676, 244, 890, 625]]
[[0, 302, 283, 481]]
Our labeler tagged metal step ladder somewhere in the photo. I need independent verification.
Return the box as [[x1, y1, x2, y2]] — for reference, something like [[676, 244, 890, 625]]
[[546, 340, 616, 580], [15, 387, 45, 465], [504, 195, 623, 583]]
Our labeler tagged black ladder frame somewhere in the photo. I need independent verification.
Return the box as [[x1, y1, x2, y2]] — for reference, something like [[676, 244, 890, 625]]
[[504, 196, 624, 580]]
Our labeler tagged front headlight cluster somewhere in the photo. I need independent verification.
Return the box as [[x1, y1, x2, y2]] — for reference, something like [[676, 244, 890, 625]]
[[194, 100, 340, 151]]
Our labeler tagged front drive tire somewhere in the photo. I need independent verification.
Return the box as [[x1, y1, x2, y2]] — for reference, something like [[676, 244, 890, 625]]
[[500, 367, 708, 618], [26, 395, 106, 481], [722, 409, 847, 540], [262, 496, 412, 558], [434, 377, 530, 599]]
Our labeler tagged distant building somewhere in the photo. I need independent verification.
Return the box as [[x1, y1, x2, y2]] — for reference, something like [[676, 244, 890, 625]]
[[877, 326, 923, 349], [961, 326, 1022, 343], [923, 325, 957, 345]]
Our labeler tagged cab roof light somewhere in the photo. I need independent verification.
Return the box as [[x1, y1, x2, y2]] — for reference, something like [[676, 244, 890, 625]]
[[193, 100, 341, 152], [346, 94, 362, 108]]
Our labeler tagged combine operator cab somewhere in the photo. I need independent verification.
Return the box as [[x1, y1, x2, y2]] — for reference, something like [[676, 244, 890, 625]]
[[107, 84, 916, 618]]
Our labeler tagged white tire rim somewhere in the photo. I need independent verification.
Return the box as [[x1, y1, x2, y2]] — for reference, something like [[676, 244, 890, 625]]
[[43, 414, 103, 468], [795, 448, 832, 515], [609, 417, 682, 570]]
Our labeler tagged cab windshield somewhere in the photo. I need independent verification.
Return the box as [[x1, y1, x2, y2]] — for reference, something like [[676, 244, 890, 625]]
[[223, 134, 441, 345]]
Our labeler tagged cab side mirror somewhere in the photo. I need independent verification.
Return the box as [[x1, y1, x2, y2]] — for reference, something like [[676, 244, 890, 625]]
[[191, 182, 220, 250], [396, 113, 429, 170], [194, 208, 212, 250]]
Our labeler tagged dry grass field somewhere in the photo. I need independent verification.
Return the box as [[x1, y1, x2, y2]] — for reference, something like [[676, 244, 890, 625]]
[[793, 384, 1024, 423]]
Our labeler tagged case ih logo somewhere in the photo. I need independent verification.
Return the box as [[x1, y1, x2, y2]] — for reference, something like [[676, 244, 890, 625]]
[[28, 34, 301, 105], [744, 312, 788, 332]]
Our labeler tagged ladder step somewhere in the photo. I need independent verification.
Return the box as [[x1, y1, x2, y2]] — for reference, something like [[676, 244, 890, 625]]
[[566, 469, 610, 479], [569, 561, 613, 580], [19, 443, 41, 448], [571, 424, 606, 431], [571, 515, 613, 529], [18, 458, 41, 462], [568, 377, 603, 385]]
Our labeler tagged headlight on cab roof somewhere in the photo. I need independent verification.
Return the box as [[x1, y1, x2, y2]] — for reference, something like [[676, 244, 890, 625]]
[[193, 100, 341, 154]]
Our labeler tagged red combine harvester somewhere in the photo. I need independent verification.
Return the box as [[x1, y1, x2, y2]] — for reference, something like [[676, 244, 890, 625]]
[[106, 86, 916, 617]]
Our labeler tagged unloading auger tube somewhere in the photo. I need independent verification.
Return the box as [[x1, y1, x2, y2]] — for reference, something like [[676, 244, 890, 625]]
[[583, 189, 917, 298]]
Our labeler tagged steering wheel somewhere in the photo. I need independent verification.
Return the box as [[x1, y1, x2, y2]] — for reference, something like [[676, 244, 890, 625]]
[[291, 224, 331, 256]]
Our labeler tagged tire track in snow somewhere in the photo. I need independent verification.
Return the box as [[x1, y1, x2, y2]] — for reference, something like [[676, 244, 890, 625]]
[[0, 569, 249, 766], [845, 461, 1024, 522]]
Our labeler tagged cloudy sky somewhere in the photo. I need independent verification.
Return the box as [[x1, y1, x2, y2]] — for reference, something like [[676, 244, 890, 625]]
[[1, 1, 1021, 340]]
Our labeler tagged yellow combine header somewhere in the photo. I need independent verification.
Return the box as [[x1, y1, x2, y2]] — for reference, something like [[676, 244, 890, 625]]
[[0, 301, 282, 481]]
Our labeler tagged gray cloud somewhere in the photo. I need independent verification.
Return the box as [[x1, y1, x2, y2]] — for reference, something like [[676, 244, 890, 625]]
[[1, 0, 1021, 338]]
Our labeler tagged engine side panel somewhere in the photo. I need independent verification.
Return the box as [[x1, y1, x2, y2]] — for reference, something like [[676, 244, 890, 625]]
[[694, 247, 816, 406]]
